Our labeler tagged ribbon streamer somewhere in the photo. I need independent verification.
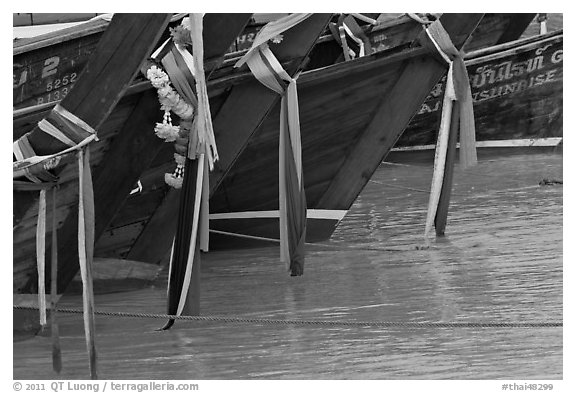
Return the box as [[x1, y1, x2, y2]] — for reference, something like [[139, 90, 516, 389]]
[[424, 20, 477, 168], [189, 13, 218, 169], [77, 147, 98, 379], [14, 101, 98, 376], [235, 13, 312, 68], [422, 19, 477, 240], [235, 15, 308, 275], [161, 14, 214, 329], [176, 154, 205, 316], [51, 187, 62, 373], [36, 189, 47, 327]]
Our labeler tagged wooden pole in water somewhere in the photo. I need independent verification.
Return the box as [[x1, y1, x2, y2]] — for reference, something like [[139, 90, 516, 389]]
[[434, 100, 460, 236]]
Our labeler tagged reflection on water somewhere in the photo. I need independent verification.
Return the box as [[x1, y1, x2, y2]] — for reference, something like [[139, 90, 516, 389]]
[[13, 150, 562, 379]]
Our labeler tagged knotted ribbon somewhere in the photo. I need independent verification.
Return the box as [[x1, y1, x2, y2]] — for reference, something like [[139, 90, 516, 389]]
[[422, 20, 477, 240], [160, 14, 215, 329], [235, 14, 309, 276], [13, 103, 98, 378], [424, 20, 477, 168]]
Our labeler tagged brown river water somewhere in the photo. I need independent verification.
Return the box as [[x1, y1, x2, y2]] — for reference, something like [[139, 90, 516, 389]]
[[13, 148, 563, 380]]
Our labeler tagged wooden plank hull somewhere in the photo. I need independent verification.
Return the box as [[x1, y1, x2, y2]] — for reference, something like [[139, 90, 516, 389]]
[[13, 14, 253, 293], [12, 16, 264, 110], [206, 14, 545, 247], [397, 30, 563, 148], [13, 14, 331, 293], [13, 18, 109, 109], [14, 13, 534, 110], [92, 14, 535, 259], [13, 14, 537, 293]]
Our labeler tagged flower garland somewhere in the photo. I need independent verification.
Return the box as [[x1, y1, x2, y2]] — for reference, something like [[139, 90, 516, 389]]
[[146, 64, 195, 189]]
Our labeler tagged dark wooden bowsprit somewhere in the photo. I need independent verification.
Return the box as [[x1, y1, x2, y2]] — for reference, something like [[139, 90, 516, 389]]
[[14, 13, 172, 380], [14, 14, 172, 227], [314, 14, 484, 212], [15, 14, 171, 293]]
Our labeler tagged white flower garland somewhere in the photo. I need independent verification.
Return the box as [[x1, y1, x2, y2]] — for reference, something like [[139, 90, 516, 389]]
[[146, 65, 195, 189]]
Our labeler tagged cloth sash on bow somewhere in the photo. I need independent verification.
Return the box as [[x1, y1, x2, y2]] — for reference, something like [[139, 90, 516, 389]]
[[13, 103, 98, 377], [159, 14, 218, 330], [329, 15, 373, 61], [422, 20, 477, 239], [235, 14, 309, 276]]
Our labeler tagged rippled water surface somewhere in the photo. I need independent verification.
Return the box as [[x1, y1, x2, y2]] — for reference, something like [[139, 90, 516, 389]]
[[13, 149, 563, 379]]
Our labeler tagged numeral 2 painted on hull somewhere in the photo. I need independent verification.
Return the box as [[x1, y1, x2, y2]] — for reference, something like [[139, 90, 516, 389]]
[[13, 34, 100, 109]]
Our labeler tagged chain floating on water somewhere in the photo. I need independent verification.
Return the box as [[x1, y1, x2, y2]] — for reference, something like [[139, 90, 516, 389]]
[[14, 305, 561, 329]]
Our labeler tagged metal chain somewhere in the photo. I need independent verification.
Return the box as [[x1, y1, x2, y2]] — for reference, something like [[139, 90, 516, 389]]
[[14, 305, 561, 328]]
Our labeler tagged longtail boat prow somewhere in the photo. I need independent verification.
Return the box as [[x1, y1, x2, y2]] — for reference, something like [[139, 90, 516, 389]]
[[397, 27, 563, 149], [155, 14, 333, 329], [13, 13, 563, 380], [13, 14, 254, 296], [13, 14, 332, 328], [12, 13, 563, 381], [88, 14, 538, 264], [13, 13, 175, 379], [205, 13, 538, 248], [14, 14, 541, 302]]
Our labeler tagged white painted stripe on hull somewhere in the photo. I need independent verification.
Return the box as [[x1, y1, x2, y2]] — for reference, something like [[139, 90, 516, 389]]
[[209, 209, 347, 221], [209, 229, 281, 243], [391, 137, 563, 152]]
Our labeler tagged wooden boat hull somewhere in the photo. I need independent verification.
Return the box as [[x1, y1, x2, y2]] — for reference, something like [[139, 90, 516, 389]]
[[13, 14, 536, 294], [13, 16, 267, 110], [13, 13, 534, 110], [13, 14, 332, 293], [94, 14, 488, 255], [13, 14, 255, 293], [203, 15, 546, 248], [396, 30, 563, 149], [92, 14, 539, 258], [90, 14, 537, 257]]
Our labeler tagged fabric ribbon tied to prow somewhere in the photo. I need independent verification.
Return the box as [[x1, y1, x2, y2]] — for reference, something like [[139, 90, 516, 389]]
[[235, 14, 309, 276], [421, 19, 478, 241], [424, 20, 477, 168], [153, 15, 219, 170], [13, 103, 98, 377], [158, 14, 214, 331]]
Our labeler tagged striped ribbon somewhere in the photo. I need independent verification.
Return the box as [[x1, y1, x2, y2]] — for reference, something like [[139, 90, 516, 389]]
[[176, 153, 206, 316], [14, 104, 97, 179], [338, 21, 353, 60], [160, 47, 198, 112], [36, 189, 47, 326], [330, 15, 373, 61], [14, 179, 58, 329], [77, 147, 98, 379], [341, 16, 369, 58], [235, 13, 312, 68], [424, 20, 477, 168], [422, 20, 478, 240], [13, 135, 50, 183], [13, 103, 98, 376], [235, 14, 309, 275], [162, 14, 213, 327], [188, 13, 218, 170]]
